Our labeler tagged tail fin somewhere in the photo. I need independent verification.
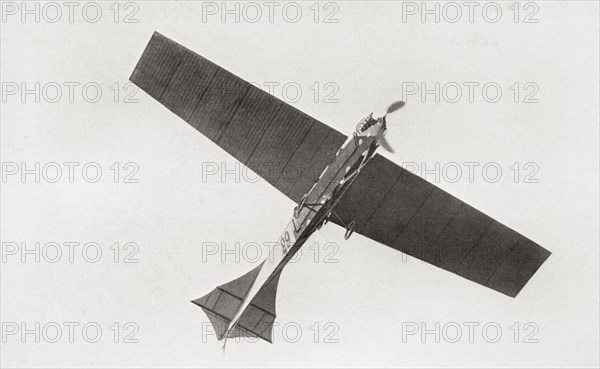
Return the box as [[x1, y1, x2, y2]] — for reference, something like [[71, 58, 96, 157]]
[[192, 265, 281, 343]]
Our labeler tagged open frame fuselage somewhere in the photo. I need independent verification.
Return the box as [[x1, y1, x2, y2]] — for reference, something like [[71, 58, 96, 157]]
[[222, 115, 387, 339]]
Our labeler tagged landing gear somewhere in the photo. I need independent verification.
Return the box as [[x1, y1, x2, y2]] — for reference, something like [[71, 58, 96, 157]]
[[328, 210, 355, 240], [344, 220, 356, 240]]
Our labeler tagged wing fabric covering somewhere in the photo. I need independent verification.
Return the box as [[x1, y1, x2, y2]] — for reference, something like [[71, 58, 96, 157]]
[[332, 154, 551, 297], [131, 32, 549, 299], [130, 32, 346, 203]]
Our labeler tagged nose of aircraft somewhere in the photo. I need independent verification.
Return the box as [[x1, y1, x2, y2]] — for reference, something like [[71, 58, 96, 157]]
[[380, 115, 387, 130]]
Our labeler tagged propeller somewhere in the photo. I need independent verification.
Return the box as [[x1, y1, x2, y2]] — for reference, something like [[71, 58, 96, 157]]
[[378, 136, 395, 153], [377, 100, 405, 153], [385, 100, 405, 115]]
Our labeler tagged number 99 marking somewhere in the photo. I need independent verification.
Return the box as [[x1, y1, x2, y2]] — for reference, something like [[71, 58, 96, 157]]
[[280, 231, 291, 255]]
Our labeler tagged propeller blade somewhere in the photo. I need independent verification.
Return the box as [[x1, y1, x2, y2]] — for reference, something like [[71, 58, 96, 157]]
[[378, 136, 395, 153], [385, 100, 405, 115]]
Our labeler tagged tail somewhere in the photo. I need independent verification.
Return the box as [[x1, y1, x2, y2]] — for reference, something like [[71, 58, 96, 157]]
[[192, 264, 281, 344]]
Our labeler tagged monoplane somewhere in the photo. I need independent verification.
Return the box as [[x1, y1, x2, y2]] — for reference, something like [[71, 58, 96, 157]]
[[130, 32, 551, 344]]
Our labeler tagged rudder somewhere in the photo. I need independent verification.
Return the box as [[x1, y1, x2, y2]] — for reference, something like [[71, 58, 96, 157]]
[[192, 264, 282, 343]]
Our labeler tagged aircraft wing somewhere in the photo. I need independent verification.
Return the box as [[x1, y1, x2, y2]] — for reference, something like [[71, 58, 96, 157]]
[[130, 32, 346, 203], [131, 32, 550, 298], [330, 154, 551, 297]]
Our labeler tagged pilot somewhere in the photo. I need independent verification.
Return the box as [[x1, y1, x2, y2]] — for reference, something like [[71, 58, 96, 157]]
[[359, 113, 379, 132]]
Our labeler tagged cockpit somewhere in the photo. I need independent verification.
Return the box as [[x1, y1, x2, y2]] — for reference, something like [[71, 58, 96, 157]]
[[356, 113, 379, 133], [356, 113, 387, 133]]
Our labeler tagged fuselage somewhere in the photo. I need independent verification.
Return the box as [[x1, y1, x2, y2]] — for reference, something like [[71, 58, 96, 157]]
[[225, 116, 387, 337]]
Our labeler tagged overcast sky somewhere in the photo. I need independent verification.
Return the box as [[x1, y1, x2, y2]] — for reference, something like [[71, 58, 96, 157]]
[[1, 1, 599, 368]]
